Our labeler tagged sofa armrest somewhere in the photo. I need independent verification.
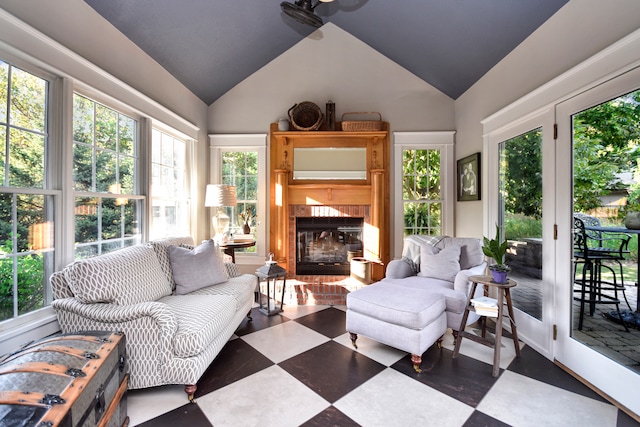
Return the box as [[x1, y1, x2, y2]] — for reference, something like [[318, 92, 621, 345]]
[[385, 257, 418, 279], [453, 262, 487, 296], [52, 298, 180, 389], [52, 298, 178, 335]]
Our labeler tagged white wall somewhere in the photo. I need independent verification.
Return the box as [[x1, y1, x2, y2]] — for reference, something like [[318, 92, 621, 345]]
[[454, 0, 640, 238], [208, 23, 454, 134]]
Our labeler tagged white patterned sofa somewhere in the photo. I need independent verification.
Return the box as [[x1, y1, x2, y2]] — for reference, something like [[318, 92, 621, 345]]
[[50, 237, 256, 401]]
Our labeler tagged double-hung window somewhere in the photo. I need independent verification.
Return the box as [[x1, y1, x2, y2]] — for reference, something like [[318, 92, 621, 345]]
[[393, 132, 455, 255], [0, 60, 55, 321], [150, 127, 192, 239], [72, 93, 143, 258], [210, 134, 267, 261]]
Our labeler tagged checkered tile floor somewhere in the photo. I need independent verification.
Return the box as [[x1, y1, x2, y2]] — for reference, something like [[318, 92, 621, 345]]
[[128, 305, 639, 427]]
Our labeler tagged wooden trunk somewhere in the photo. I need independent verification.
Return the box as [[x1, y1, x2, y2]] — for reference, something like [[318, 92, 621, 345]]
[[0, 331, 129, 427]]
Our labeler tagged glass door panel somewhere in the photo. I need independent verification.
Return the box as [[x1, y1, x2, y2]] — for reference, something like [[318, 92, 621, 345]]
[[499, 129, 543, 321], [555, 67, 640, 415]]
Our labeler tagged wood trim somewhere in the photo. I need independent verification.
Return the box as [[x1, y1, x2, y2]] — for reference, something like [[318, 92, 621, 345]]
[[269, 122, 390, 281]]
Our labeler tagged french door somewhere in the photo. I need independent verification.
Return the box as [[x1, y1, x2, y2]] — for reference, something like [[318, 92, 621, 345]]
[[555, 66, 640, 415], [485, 110, 555, 358]]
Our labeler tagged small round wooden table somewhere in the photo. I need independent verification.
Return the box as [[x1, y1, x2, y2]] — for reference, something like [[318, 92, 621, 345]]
[[452, 274, 520, 377], [218, 240, 255, 263]]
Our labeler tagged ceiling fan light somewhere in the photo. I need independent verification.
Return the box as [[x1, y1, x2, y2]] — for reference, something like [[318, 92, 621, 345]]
[[280, 1, 324, 28]]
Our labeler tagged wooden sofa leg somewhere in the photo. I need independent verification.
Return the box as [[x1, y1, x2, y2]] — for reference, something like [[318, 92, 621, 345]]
[[247, 309, 253, 321], [349, 332, 358, 349], [185, 384, 197, 403], [437, 334, 444, 348], [411, 354, 422, 373]]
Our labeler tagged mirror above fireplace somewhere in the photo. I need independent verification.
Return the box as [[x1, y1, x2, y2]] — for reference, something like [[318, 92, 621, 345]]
[[293, 147, 367, 180]]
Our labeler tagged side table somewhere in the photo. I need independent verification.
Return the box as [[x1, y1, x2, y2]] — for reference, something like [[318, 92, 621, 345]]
[[255, 261, 287, 316], [218, 240, 256, 263], [452, 274, 520, 377]]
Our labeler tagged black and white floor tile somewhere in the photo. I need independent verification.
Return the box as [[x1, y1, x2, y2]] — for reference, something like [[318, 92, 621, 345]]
[[127, 305, 639, 427]]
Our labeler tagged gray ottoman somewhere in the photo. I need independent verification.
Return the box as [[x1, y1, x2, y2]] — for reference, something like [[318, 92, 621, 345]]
[[346, 281, 447, 372]]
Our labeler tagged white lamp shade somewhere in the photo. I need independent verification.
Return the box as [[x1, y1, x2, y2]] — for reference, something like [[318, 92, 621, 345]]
[[205, 184, 237, 207]]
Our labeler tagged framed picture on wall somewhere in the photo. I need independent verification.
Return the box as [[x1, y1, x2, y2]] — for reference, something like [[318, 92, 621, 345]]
[[457, 152, 481, 201]]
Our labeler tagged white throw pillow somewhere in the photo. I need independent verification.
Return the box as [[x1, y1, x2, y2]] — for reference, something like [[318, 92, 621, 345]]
[[168, 239, 228, 295], [418, 244, 461, 282]]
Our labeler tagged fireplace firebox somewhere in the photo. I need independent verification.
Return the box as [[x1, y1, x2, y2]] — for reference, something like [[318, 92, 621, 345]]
[[296, 217, 364, 275]]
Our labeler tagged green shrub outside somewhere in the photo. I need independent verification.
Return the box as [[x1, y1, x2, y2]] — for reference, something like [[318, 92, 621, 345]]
[[0, 240, 45, 321]]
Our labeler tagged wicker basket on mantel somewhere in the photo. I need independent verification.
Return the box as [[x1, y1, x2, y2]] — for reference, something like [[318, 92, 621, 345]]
[[341, 112, 383, 131], [288, 102, 324, 131]]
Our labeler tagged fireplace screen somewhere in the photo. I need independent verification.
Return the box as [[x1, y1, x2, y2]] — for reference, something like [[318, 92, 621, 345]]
[[296, 217, 364, 275]]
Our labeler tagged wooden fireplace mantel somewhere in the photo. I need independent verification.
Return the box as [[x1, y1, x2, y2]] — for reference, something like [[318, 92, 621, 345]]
[[269, 122, 390, 281]]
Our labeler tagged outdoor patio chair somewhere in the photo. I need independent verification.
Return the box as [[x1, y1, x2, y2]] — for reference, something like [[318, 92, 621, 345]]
[[573, 212, 632, 311], [573, 216, 629, 331]]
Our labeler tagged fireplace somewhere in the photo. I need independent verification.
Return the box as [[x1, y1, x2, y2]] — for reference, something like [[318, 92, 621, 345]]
[[269, 121, 390, 287], [296, 217, 364, 275]]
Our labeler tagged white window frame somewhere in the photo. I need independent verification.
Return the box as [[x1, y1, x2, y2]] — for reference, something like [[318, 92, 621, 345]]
[[71, 91, 145, 258], [209, 134, 267, 264], [393, 132, 455, 257], [0, 54, 62, 347], [150, 122, 195, 240]]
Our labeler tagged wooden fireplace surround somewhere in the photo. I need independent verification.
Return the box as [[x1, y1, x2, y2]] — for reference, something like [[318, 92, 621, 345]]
[[268, 122, 390, 281]]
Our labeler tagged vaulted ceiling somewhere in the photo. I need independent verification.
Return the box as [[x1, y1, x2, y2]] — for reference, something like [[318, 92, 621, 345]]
[[84, 0, 568, 105]]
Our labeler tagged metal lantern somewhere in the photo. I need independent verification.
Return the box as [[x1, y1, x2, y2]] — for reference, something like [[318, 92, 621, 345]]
[[256, 262, 287, 316]]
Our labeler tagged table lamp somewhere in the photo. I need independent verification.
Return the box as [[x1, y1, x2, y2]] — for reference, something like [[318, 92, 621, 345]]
[[205, 184, 237, 240]]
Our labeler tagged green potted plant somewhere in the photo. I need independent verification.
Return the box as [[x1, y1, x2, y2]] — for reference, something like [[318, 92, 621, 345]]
[[482, 224, 510, 283]]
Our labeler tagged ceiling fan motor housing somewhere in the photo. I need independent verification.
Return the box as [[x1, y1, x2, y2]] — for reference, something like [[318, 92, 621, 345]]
[[281, 0, 324, 27]]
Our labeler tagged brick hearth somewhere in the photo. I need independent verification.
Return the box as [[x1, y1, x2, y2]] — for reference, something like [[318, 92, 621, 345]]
[[258, 275, 369, 306]]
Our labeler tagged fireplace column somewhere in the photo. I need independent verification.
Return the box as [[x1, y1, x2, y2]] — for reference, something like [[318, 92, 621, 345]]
[[274, 169, 289, 266], [369, 168, 385, 279]]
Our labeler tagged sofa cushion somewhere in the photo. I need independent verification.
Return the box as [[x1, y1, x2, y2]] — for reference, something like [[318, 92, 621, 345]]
[[147, 236, 196, 288], [383, 276, 468, 315], [418, 244, 460, 282], [188, 274, 257, 311], [168, 239, 228, 295], [64, 245, 172, 305], [159, 294, 236, 358], [437, 237, 484, 270]]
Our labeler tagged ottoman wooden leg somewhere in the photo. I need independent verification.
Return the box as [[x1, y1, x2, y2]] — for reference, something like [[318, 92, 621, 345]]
[[411, 354, 422, 373], [349, 332, 358, 349]]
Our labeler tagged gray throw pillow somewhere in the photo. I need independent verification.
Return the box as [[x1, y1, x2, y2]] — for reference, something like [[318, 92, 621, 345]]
[[417, 244, 461, 282], [168, 239, 228, 295]]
